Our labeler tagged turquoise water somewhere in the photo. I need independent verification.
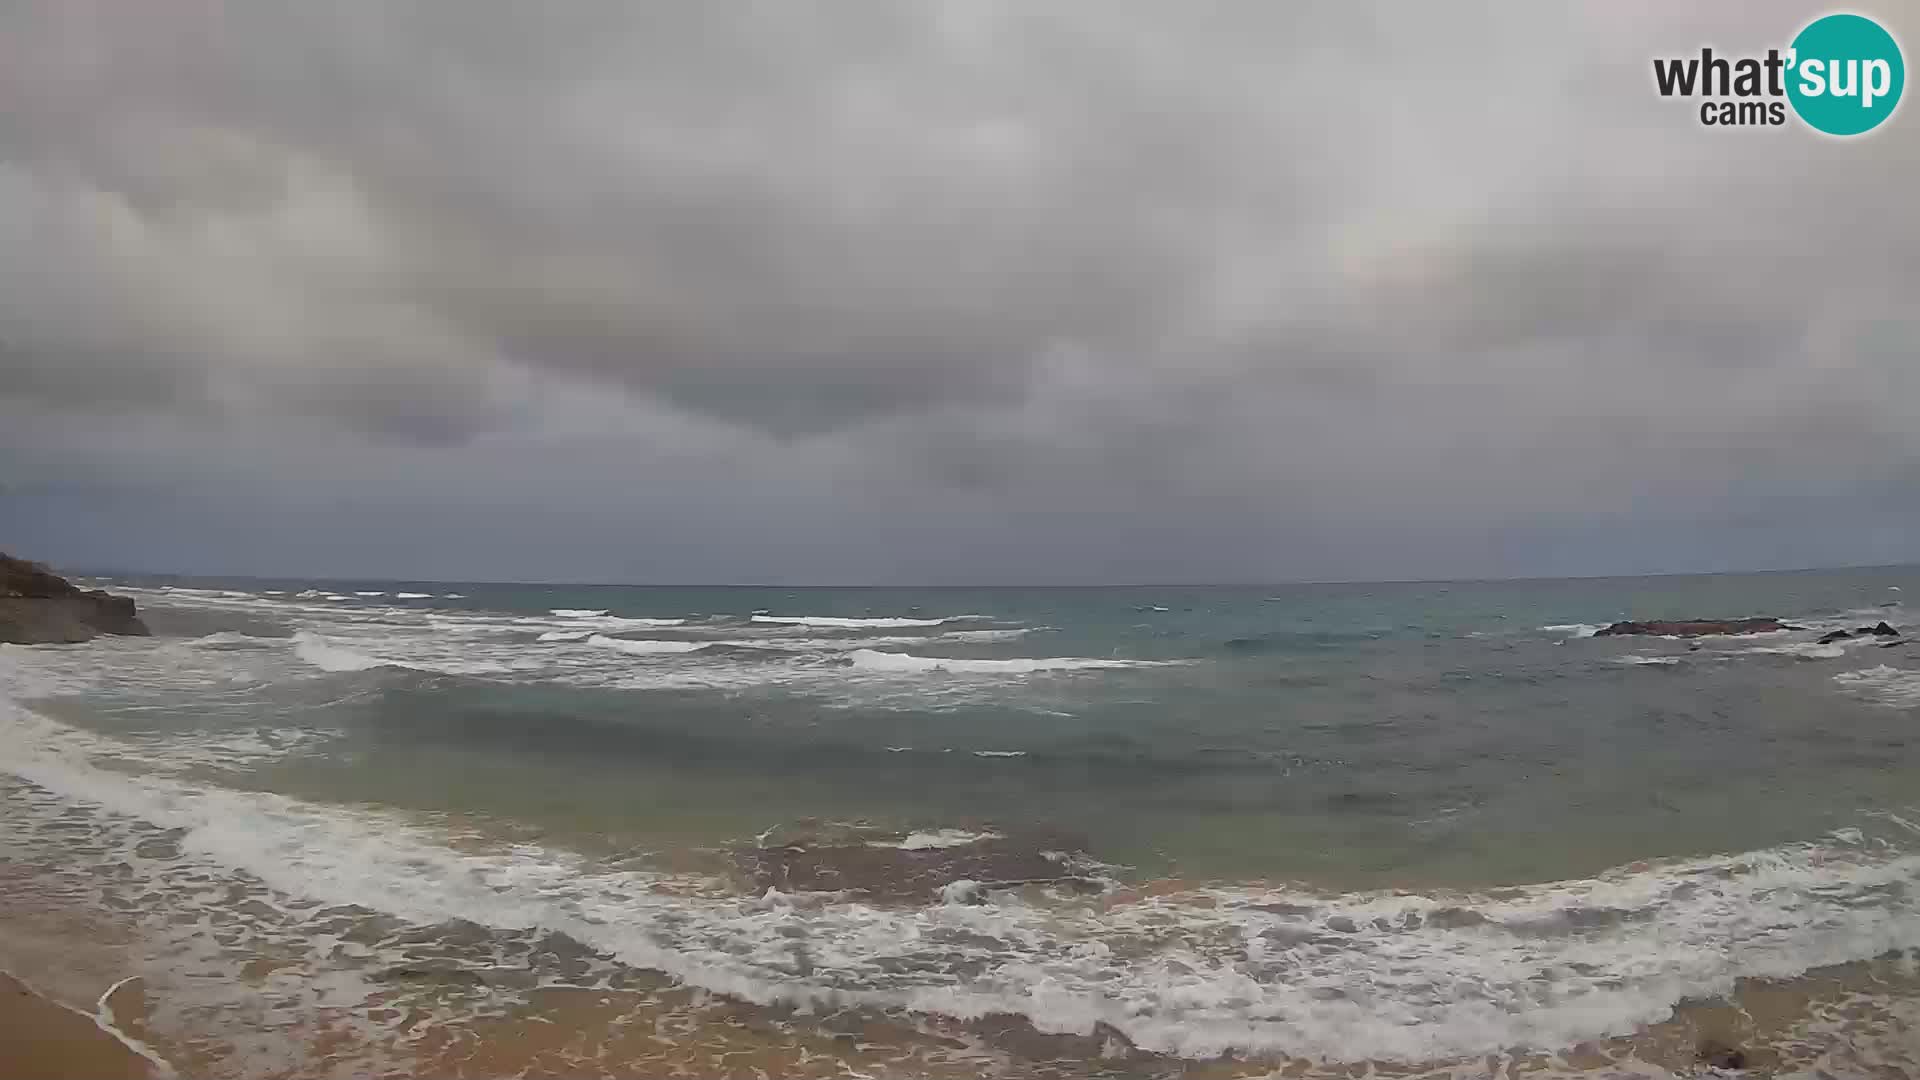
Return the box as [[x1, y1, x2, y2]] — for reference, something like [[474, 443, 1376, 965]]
[[4, 565, 1919, 1064]]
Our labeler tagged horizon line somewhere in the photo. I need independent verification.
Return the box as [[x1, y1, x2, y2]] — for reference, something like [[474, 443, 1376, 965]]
[[49, 559, 1920, 591]]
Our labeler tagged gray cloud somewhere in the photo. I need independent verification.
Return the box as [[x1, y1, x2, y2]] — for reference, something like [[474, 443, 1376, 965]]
[[2, 1, 1917, 581]]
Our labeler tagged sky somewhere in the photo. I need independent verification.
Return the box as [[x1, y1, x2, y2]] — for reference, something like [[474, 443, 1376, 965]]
[[3, 2, 1918, 585]]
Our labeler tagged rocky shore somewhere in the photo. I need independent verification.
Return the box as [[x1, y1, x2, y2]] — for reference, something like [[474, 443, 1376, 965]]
[[1592, 617, 1797, 638], [0, 552, 149, 644]]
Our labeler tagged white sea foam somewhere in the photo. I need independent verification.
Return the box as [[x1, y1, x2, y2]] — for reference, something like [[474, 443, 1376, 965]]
[[734, 634, 936, 652], [753, 614, 960, 628], [291, 631, 511, 676], [971, 750, 1028, 758], [3, 694, 1918, 1065], [292, 631, 385, 673], [115, 727, 337, 773], [353, 591, 386, 597], [870, 829, 1004, 850], [536, 630, 594, 642], [584, 635, 711, 655], [551, 609, 609, 618], [1615, 654, 1684, 666], [1729, 640, 1858, 660], [940, 628, 1034, 643], [844, 649, 1149, 674], [1833, 665, 1920, 708], [185, 631, 282, 649], [1540, 623, 1603, 638], [525, 613, 687, 631], [395, 592, 432, 600]]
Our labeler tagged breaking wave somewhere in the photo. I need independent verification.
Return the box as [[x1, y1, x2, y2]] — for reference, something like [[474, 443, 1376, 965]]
[[1, 693, 1916, 1064], [842, 650, 1155, 674], [584, 635, 713, 656], [1834, 665, 1920, 708], [752, 614, 967, 628]]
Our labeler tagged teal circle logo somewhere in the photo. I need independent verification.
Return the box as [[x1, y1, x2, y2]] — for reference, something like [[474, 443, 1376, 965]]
[[1787, 13, 1905, 135]]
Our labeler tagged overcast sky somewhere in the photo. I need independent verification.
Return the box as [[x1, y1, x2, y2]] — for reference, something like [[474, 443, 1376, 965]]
[[2, 2, 1917, 584]]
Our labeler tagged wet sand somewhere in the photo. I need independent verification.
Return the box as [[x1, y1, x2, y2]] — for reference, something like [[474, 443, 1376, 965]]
[[4, 880, 1918, 1079], [3, 777, 1918, 1078], [0, 972, 155, 1080]]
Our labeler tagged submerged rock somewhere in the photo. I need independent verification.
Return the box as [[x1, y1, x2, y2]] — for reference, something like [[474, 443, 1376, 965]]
[[1592, 618, 1796, 638], [1817, 630, 1853, 645], [738, 820, 1106, 904], [0, 552, 149, 644], [1697, 1039, 1747, 1070]]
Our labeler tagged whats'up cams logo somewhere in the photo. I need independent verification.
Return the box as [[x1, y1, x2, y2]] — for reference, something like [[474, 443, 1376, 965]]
[[1654, 12, 1904, 135]]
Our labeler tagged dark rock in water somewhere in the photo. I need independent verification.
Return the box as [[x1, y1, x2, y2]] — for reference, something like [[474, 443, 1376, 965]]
[[1817, 630, 1854, 645], [1592, 618, 1796, 638], [1697, 1040, 1747, 1070], [738, 821, 1105, 904], [0, 552, 149, 643], [1866, 621, 1900, 637]]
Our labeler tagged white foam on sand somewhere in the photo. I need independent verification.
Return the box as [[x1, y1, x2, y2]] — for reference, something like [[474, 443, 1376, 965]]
[[868, 829, 1004, 850], [3, 691, 1918, 1065]]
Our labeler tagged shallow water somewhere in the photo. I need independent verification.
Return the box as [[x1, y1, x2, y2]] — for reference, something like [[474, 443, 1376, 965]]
[[2, 568, 1918, 1075]]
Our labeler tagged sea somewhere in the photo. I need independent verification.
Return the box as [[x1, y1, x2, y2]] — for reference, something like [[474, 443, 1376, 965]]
[[2, 567, 1918, 1078]]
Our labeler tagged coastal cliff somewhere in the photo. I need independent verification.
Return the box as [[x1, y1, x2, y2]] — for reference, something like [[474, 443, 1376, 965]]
[[0, 552, 149, 644]]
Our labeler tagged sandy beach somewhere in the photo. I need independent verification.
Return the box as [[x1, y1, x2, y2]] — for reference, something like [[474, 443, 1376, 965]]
[[0, 972, 156, 1079]]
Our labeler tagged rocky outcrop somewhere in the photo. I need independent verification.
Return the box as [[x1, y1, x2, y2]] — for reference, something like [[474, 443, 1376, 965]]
[[1816, 621, 1901, 645], [0, 552, 149, 644], [1593, 617, 1797, 638]]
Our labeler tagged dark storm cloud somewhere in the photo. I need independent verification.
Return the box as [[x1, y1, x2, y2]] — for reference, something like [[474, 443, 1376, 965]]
[[2, 1, 1918, 581]]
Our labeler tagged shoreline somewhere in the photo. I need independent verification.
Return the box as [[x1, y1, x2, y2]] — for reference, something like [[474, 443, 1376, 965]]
[[3, 575, 1918, 1075], [0, 971, 168, 1079]]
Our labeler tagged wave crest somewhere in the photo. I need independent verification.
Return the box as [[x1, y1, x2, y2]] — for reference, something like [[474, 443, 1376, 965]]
[[843, 649, 1150, 674]]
